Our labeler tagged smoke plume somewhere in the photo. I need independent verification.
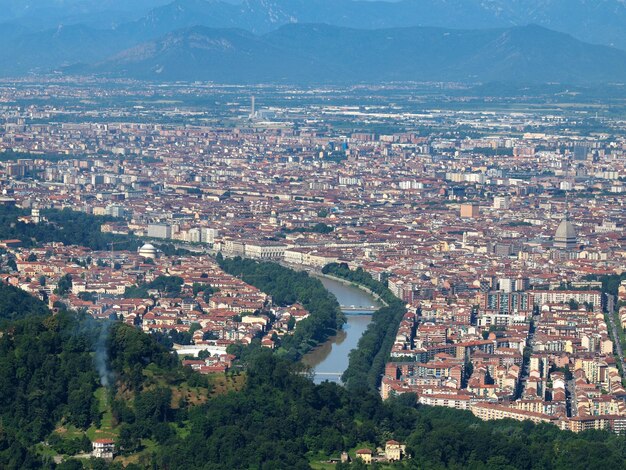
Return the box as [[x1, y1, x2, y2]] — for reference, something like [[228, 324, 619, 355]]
[[94, 320, 114, 388]]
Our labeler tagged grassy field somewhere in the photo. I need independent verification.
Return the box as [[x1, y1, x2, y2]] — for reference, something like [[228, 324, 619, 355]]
[[34, 442, 59, 459], [54, 423, 84, 440], [87, 387, 118, 441], [141, 363, 220, 406], [208, 372, 246, 397], [310, 461, 339, 470], [307, 450, 340, 469], [113, 438, 157, 467]]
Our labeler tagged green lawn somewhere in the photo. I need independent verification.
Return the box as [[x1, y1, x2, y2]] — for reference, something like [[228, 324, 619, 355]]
[[113, 439, 158, 467], [310, 462, 338, 470], [140, 438, 158, 453], [57, 424, 84, 440], [86, 387, 118, 441], [307, 450, 340, 470]]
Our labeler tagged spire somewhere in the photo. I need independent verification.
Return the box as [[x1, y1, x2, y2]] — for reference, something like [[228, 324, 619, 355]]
[[554, 160, 577, 251], [564, 159, 571, 219]]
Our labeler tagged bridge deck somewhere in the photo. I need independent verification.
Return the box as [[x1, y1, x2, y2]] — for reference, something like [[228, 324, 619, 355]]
[[340, 305, 378, 312]]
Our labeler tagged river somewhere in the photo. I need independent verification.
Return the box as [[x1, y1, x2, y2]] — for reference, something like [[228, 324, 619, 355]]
[[302, 275, 381, 384]]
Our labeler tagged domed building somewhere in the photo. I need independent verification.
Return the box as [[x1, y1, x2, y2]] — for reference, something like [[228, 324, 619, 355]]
[[138, 243, 157, 260], [554, 217, 577, 251]]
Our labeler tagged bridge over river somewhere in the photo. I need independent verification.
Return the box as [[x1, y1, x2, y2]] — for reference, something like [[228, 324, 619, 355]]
[[340, 305, 378, 313], [302, 275, 382, 383]]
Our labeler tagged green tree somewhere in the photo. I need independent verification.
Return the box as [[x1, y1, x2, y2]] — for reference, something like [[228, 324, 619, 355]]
[[55, 274, 73, 296], [78, 291, 97, 302]]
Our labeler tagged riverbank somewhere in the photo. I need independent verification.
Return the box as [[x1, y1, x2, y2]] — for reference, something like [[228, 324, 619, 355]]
[[302, 314, 372, 384], [301, 275, 380, 383], [320, 264, 407, 391], [312, 272, 388, 307], [216, 256, 344, 361], [219, 255, 388, 307], [217, 255, 399, 387]]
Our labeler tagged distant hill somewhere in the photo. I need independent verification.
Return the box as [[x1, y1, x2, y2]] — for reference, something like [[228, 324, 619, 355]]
[[2, 0, 626, 82], [87, 0, 626, 50], [0, 0, 172, 28], [0, 24, 129, 75], [4, 0, 626, 50], [87, 24, 626, 84]]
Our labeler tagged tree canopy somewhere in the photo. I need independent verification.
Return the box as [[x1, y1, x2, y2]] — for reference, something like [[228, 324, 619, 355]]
[[218, 257, 345, 360], [0, 282, 50, 322]]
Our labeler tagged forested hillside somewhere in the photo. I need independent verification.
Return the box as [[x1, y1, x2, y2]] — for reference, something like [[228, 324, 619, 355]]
[[0, 297, 209, 469], [0, 280, 625, 468], [0, 282, 50, 321]]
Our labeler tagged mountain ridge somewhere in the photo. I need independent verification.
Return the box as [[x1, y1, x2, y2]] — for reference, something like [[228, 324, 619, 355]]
[[4, 0, 626, 49], [2, 2, 626, 85], [82, 23, 626, 84]]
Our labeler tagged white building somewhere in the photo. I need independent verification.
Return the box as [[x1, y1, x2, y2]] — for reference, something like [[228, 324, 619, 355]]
[[202, 228, 219, 244], [244, 242, 287, 260], [493, 196, 511, 210], [147, 223, 171, 239], [92, 439, 115, 459]]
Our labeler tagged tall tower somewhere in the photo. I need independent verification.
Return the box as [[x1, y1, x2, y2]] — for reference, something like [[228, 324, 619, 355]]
[[249, 96, 255, 119], [554, 174, 577, 251]]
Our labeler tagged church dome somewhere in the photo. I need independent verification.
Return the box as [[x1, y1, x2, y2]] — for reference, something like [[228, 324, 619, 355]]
[[138, 243, 157, 259]]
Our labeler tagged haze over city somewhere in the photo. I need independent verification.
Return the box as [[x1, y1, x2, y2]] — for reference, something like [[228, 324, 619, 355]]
[[0, 1, 626, 469]]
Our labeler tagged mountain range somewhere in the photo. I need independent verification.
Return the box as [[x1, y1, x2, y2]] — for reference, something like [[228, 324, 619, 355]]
[[2, 0, 626, 83], [5, 0, 626, 49], [137, 0, 626, 50], [82, 24, 626, 84]]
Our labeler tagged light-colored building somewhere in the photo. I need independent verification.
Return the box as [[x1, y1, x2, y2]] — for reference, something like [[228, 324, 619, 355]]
[[147, 223, 171, 239], [493, 196, 511, 210], [138, 243, 157, 259], [244, 241, 287, 260], [554, 216, 577, 250], [202, 228, 219, 244], [92, 439, 115, 459], [418, 393, 472, 410], [532, 290, 601, 311], [356, 448, 372, 464], [470, 402, 557, 425], [385, 440, 406, 461]]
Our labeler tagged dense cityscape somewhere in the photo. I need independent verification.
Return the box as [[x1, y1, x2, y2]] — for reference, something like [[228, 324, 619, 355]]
[[1, 76, 626, 468]]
